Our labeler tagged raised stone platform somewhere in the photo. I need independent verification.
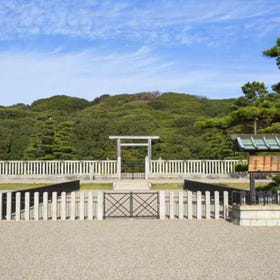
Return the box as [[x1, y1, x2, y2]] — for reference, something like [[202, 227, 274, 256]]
[[113, 180, 150, 191], [232, 204, 280, 226]]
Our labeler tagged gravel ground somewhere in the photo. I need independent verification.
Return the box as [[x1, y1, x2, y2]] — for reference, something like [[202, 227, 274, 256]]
[[0, 220, 279, 280]]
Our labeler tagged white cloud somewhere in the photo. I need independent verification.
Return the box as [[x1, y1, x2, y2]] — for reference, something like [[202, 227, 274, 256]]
[[0, 0, 279, 45], [0, 48, 279, 105]]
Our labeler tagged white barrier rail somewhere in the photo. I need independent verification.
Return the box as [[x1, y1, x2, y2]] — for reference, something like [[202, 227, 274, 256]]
[[0, 190, 229, 221], [0, 160, 117, 178], [0, 159, 247, 179], [150, 159, 247, 176]]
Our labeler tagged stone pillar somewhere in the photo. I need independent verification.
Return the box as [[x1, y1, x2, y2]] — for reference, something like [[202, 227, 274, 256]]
[[6, 192, 12, 221], [43, 192, 48, 221], [187, 191, 192, 219], [88, 192, 93, 220], [178, 191, 184, 219], [148, 138, 152, 161], [15, 192, 21, 221], [169, 192, 174, 219], [0, 193, 2, 221], [214, 191, 219, 220], [96, 191, 104, 221], [34, 192, 39, 221], [25, 192, 30, 221], [159, 191, 165, 220], [79, 191, 84, 220], [145, 156, 149, 180], [70, 192, 76, 221], [197, 191, 202, 219], [223, 191, 229, 219], [117, 138, 121, 158], [61, 192, 66, 221], [52, 192, 57, 221], [205, 191, 210, 219], [117, 156, 121, 179]]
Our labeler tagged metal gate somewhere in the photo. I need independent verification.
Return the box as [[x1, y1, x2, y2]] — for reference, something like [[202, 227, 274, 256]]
[[121, 161, 145, 180], [104, 192, 159, 218]]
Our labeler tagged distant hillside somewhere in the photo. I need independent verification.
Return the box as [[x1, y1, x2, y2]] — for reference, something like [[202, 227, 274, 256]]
[[0, 92, 236, 161]]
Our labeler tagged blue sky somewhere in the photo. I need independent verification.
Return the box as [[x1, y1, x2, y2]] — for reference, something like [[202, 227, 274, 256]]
[[0, 0, 279, 106]]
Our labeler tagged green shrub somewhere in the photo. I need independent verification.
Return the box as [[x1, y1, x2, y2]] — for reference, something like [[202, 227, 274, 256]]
[[234, 163, 248, 173]]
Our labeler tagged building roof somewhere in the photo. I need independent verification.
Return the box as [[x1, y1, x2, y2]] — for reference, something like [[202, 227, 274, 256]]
[[231, 134, 280, 152]]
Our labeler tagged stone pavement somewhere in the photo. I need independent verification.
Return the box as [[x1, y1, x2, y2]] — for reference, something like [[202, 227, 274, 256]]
[[0, 220, 279, 279]]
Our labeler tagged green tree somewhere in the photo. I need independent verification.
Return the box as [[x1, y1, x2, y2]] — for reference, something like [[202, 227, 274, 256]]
[[263, 37, 280, 69]]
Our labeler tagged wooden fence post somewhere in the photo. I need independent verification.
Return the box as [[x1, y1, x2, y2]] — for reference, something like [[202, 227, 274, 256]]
[[52, 192, 57, 221], [96, 191, 104, 221], [15, 192, 21, 221], [88, 192, 93, 220], [205, 191, 210, 219], [61, 192, 66, 221], [223, 191, 228, 219], [178, 191, 184, 219], [25, 192, 30, 221], [34, 192, 39, 221], [197, 191, 202, 219], [43, 192, 48, 221], [79, 191, 84, 220], [187, 191, 192, 220], [159, 191, 165, 220], [70, 192, 76, 221], [0, 192, 2, 221], [6, 192, 12, 221], [169, 192, 174, 219], [214, 191, 219, 220]]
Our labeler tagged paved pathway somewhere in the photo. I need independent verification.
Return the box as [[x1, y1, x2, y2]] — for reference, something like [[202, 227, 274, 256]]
[[0, 220, 279, 279]]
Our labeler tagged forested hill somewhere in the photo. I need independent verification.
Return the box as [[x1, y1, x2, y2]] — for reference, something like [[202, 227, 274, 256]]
[[0, 92, 237, 161]]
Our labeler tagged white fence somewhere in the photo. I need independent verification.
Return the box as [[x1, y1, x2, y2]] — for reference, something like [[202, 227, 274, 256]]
[[0, 160, 118, 179], [149, 159, 247, 177], [0, 190, 229, 221], [0, 159, 247, 179]]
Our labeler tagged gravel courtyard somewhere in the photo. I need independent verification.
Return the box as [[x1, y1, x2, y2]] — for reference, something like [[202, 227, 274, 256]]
[[0, 220, 279, 280]]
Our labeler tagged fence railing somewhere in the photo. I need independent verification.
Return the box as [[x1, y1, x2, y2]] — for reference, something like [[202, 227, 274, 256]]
[[0, 190, 230, 221], [0, 160, 118, 178], [232, 191, 280, 205], [0, 159, 247, 179], [149, 159, 247, 176]]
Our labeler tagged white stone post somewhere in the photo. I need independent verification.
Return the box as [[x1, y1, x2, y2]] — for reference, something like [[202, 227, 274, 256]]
[[187, 191, 192, 220], [79, 191, 84, 220], [88, 192, 93, 220], [214, 191, 219, 220], [43, 192, 48, 221], [0, 192, 2, 221], [70, 192, 76, 221], [159, 191, 166, 220], [178, 191, 184, 219], [34, 192, 39, 221], [223, 191, 228, 219], [52, 192, 57, 221], [24, 192, 30, 221], [15, 192, 21, 221], [197, 191, 202, 219], [61, 192, 66, 221], [205, 191, 210, 219], [117, 156, 121, 179], [145, 156, 149, 180], [6, 192, 12, 221], [169, 192, 174, 219], [89, 162, 94, 180], [96, 191, 104, 221]]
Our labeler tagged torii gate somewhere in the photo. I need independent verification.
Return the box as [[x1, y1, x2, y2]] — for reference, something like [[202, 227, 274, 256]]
[[109, 136, 160, 179]]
